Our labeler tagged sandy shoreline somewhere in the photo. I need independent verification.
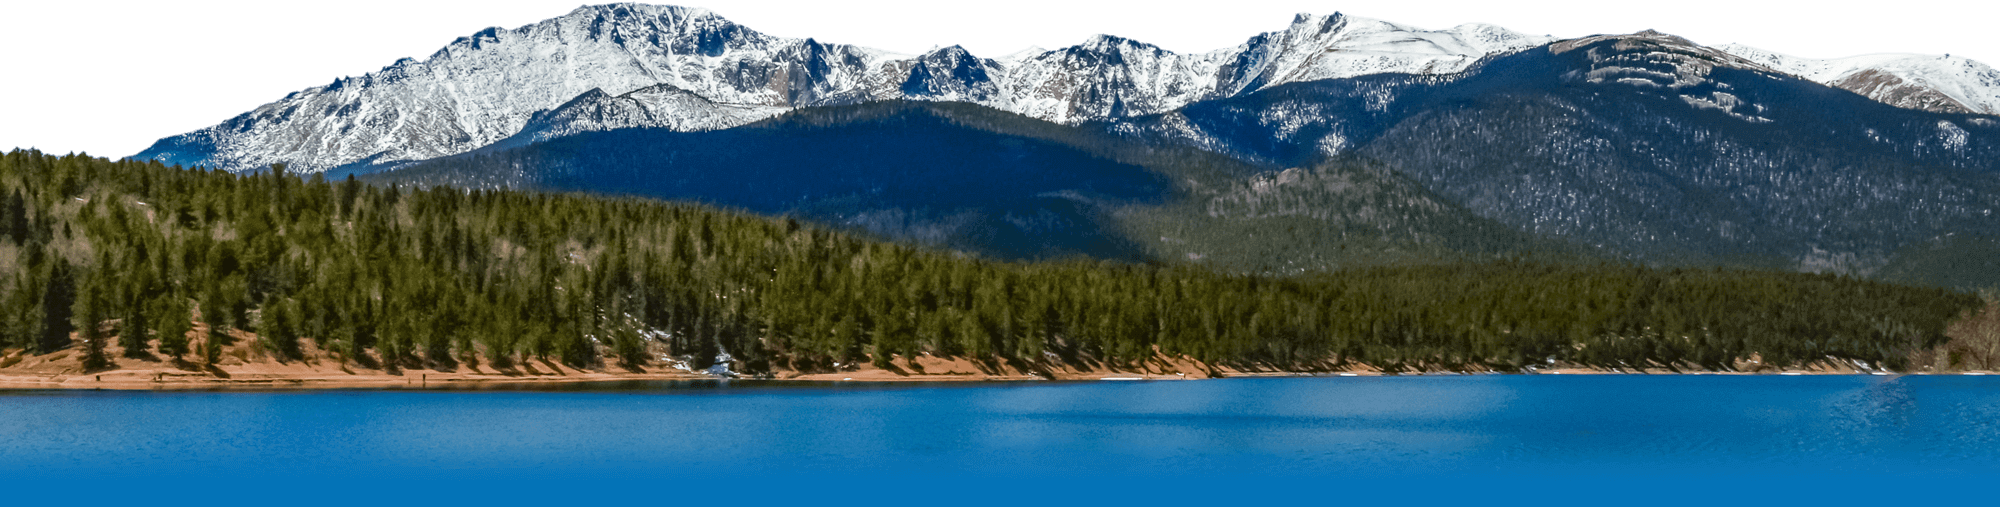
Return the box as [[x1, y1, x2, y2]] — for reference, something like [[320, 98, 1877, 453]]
[[8, 371, 1994, 391], [6, 333, 1992, 391], [6, 362, 1992, 391]]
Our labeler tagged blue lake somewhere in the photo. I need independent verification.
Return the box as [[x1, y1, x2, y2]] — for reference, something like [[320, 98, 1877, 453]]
[[4, 375, 1998, 503]]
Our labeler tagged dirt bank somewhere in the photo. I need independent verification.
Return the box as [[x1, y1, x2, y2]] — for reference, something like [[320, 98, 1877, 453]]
[[9, 335, 1988, 390]]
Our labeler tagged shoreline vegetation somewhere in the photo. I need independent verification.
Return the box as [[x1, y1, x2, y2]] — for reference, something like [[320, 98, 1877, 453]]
[[1, 150, 1995, 390]]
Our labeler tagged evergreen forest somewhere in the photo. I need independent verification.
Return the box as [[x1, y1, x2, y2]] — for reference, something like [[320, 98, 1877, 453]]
[[0, 149, 1984, 375]]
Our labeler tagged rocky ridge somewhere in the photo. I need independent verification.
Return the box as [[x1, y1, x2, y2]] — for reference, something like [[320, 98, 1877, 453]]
[[135, 3, 1551, 173]]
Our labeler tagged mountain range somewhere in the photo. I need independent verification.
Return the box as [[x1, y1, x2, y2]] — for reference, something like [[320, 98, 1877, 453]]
[[133, 3, 2000, 288]]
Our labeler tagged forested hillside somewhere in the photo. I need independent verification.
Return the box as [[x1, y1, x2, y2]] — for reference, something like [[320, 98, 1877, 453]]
[[378, 101, 1596, 273], [0, 150, 1983, 375], [1116, 33, 2000, 287]]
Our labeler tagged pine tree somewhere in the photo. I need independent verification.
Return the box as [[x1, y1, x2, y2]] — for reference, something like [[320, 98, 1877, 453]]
[[1, 189, 27, 242], [155, 299, 192, 361], [115, 264, 156, 358], [610, 317, 647, 369], [36, 259, 75, 354], [199, 332, 223, 366], [259, 298, 300, 361], [76, 271, 110, 371], [119, 296, 150, 358]]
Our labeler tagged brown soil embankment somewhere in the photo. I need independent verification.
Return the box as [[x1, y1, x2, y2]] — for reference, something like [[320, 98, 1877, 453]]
[[9, 339, 1990, 390], [7, 311, 1997, 390]]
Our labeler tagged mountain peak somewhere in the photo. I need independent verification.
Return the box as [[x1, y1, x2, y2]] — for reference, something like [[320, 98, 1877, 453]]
[[566, 3, 718, 21], [1291, 11, 1343, 24], [1716, 43, 2000, 115], [926, 44, 971, 55]]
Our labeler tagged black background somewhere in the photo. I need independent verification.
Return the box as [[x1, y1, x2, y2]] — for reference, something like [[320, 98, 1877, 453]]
[[3, 0, 1984, 158]]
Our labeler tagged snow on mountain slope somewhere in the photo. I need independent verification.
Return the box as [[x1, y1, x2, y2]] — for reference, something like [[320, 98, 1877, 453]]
[[994, 13, 1554, 124], [492, 83, 787, 151], [1718, 44, 2000, 115], [1554, 31, 1791, 123], [136, 3, 1550, 173]]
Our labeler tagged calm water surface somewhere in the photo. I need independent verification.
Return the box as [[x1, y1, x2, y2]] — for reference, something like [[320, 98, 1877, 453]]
[[4, 375, 1997, 502]]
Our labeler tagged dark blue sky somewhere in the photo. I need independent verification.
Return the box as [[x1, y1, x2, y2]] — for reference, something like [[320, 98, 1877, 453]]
[[3, 2, 1984, 158]]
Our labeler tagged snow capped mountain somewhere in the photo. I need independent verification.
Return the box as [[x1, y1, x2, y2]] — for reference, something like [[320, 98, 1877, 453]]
[[989, 13, 1555, 124], [1102, 27, 2000, 275], [136, 4, 905, 173], [1718, 44, 2000, 115], [140, 3, 1995, 175], [135, 3, 1549, 173]]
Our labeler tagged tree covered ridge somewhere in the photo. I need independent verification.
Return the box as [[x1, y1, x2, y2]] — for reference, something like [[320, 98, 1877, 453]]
[[0, 149, 1982, 374]]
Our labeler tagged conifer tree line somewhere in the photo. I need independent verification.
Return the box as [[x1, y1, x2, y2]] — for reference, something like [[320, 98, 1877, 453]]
[[0, 149, 1982, 373]]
